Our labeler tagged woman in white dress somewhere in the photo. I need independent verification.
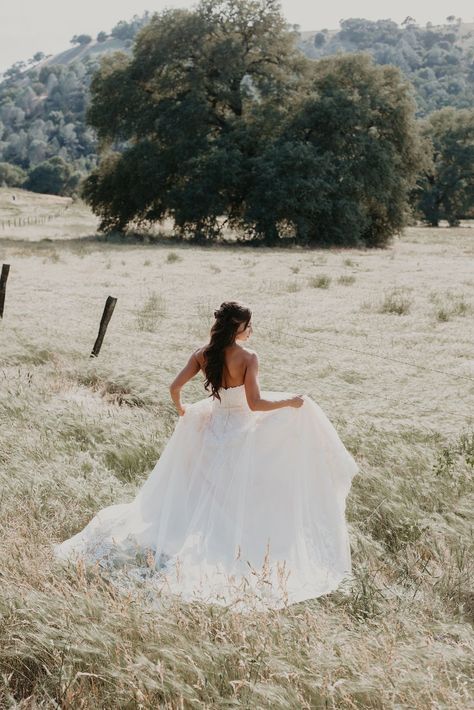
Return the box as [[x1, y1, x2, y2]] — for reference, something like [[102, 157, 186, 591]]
[[54, 301, 359, 611]]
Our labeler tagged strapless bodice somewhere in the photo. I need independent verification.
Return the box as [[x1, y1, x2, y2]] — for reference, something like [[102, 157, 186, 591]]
[[212, 384, 249, 410]]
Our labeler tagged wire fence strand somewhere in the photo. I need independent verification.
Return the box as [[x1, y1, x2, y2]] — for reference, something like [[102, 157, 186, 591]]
[[267, 361, 472, 431], [269, 328, 474, 384]]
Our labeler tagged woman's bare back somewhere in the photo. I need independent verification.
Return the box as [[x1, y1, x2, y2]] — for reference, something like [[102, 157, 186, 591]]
[[195, 344, 254, 389]]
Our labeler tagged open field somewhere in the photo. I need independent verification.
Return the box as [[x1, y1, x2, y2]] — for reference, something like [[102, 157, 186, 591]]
[[0, 191, 473, 707], [0, 187, 99, 241]]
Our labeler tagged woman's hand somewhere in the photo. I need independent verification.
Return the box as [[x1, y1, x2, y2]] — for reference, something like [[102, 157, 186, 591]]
[[288, 395, 305, 408], [177, 404, 187, 417]]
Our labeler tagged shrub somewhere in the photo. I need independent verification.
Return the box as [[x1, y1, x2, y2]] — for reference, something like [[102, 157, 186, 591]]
[[166, 252, 182, 263], [0, 162, 27, 187], [24, 157, 79, 196], [378, 287, 412, 314], [308, 274, 331, 289], [430, 290, 471, 321], [286, 279, 300, 292], [337, 274, 356, 285]]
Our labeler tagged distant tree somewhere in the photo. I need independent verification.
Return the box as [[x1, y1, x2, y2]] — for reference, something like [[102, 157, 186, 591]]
[[24, 156, 79, 195], [110, 14, 149, 41], [27, 51, 46, 66], [96, 32, 108, 43], [2, 126, 28, 165], [339, 18, 401, 48], [71, 34, 92, 46], [0, 162, 27, 187], [28, 139, 48, 165], [111, 21, 135, 40], [16, 85, 36, 112], [415, 107, 474, 225], [3, 61, 26, 81], [314, 32, 326, 48]]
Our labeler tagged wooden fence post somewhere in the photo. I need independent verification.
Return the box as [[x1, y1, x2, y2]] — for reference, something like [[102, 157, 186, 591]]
[[90, 296, 117, 358], [0, 264, 10, 318]]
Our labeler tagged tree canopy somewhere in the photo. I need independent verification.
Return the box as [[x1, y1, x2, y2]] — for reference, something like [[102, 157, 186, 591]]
[[414, 107, 474, 225], [24, 156, 80, 195], [0, 161, 27, 187], [82, 0, 425, 246]]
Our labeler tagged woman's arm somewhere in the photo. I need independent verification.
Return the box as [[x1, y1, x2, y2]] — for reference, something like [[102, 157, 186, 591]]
[[244, 352, 304, 412], [169, 349, 201, 415]]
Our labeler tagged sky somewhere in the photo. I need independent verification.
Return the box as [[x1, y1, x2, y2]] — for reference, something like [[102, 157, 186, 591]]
[[1, 0, 474, 73]]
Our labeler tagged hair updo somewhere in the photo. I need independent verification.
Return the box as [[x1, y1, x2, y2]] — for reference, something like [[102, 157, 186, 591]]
[[203, 301, 252, 401]]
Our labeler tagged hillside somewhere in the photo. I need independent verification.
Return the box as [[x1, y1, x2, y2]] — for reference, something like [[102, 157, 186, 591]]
[[0, 186, 98, 240], [301, 18, 474, 115], [299, 20, 474, 57], [35, 36, 130, 71], [9, 19, 474, 79]]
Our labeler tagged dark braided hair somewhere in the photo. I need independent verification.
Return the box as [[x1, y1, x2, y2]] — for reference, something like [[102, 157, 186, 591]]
[[203, 301, 252, 401]]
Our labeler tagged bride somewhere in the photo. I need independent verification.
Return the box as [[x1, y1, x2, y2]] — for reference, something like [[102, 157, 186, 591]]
[[54, 301, 359, 610]]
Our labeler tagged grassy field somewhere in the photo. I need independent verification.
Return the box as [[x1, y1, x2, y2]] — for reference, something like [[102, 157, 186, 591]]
[[0, 189, 473, 708]]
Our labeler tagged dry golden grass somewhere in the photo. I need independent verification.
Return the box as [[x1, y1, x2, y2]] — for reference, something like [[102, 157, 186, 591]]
[[0, 191, 473, 708]]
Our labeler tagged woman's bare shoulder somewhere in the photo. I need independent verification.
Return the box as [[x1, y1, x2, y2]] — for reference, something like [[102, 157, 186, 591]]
[[193, 345, 207, 366], [241, 347, 258, 361]]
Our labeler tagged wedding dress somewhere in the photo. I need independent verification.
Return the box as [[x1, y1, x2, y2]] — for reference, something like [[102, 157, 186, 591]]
[[53, 384, 359, 611]]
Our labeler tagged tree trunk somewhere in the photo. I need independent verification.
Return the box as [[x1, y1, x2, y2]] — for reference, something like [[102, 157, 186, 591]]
[[261, 222, 279, 246]]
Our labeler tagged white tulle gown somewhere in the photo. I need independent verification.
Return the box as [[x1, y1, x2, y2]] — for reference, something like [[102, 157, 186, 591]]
[[53, 385, 359, 610]]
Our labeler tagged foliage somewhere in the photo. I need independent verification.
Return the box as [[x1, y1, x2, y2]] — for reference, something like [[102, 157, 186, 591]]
[[302, 17, 474, 115], [0, 59, 100, 180], [414, 107, 474, 225], [0, 161, 27, 186], [82, 2, 424, 246], [23, 156, 80, 195], [241, 54, 425, 246], [111, 13, 150, 41]]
